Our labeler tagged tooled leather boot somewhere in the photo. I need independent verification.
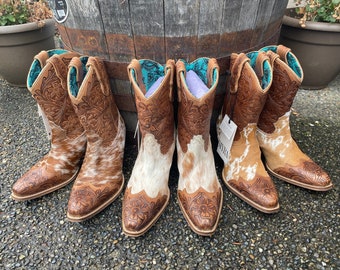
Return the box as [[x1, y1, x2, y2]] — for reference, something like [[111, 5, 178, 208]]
[[67, 56, 126, 222], [11, 50, 86, 201], [122, 59, 175, 237], [257, 45, 333, 191], [176, 58, 223, 236], [217, 52, 279, 213]]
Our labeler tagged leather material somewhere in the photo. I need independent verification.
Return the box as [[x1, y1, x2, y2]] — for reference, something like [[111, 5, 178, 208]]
[[176, 58, 223, 236], [217, 52, 279, 213], [122, 59, 175, 237], [11, 51, 86, 201], [257, 46, 332, 191], [67, 56, 126, 222]]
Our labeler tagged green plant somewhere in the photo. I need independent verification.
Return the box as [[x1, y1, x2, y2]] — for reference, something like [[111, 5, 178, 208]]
[[294, 0, 340, 26], [0, 0, 52, 27]]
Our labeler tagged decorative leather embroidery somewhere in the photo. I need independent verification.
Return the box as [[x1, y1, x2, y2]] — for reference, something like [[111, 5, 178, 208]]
[[229, 176, 278, 208], [123, 188, 168, 232], [274, 160, 331, 187], [135, 77, 174, 155], [178, 188, 221, 230], [177, 86, 215, 152], [258, 61, 300, 133], [67, 57, 125, 219], [12, 54, 87, 200], [224, 63, 268, 141]]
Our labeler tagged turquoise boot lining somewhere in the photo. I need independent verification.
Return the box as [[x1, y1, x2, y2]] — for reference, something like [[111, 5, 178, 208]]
[[246, 51, 272, 89], [135, 60, 165, 93], [27, 49, 68, 88], [69, 56, 89, 97], [180, 57, 218, 88], [260, 46, 302, 78]]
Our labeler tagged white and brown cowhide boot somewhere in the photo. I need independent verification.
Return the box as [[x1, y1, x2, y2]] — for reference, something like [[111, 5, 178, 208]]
[[11, 50, 86, 201], [66, 56, 126, 222], [122, 59, 175, 237], [217, 52, 279, 213], [176, 58, 223, 236], [257, 45, 333, 191]]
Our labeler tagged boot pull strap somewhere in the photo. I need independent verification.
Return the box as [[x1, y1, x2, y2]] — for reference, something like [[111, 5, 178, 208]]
[[48, 54, 71, 89], [254, 51, 270, 83], [34, 50, 49, 68], [266, 50, 280, 67], [207, 58, 219, 88], [68, 57, 85, 89], [165, 59, 175, 102], [277, 45, 291, 63], [229, 53, 249, 93], [127, 59, 147, 95], [87, 57, 111, 96], [176, 60, 187, 102]]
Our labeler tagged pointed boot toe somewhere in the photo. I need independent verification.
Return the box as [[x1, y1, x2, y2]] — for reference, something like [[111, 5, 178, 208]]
[[11, 158, 79, 201], [226, 174, 279, 213], [268, 160, 333, 191], [67, 180, 124, 222], [178, 187, 222, 236], [122, 188, 169, 237]]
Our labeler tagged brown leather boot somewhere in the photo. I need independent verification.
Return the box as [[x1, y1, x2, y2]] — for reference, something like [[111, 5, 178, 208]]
[[122, 59, 175, 237], [66, 56, 126, 222], [257, 45, 333, 191], [217, 52, 279, 213], [176, 58, 223, 236], [11, 50, 86, 201]]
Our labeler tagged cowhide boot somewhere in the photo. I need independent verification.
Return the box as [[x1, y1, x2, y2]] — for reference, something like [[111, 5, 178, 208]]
[[67, 56, 126, 222], [257, 45, 333, 191], [217, 52, 279, 213], [122, 59, 175, 237], [11, 50, 86, 201], [176, 58, 223, 236]]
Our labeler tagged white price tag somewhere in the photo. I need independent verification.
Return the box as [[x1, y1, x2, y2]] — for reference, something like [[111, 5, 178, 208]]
[[217, 115, 237, 163]]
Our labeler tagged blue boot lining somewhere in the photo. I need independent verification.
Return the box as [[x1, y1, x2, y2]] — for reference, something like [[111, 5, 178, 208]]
[[138, 60, 165, 93], [246, 51, 272, 89], [69, 56, 89, 97], [260, 46, 302, 78], [27, 49, 69, 88]]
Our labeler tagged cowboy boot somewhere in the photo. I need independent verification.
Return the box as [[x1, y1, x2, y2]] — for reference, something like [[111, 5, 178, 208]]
[[257, 45, 333, 191], [67, 56, 126, 222], [122, 59, 175, 237], [217, 52, 279, 213], [11, 50, 86, 201], [176, 58, 223, 236]]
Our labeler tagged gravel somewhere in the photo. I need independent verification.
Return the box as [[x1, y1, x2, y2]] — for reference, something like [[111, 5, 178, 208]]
[[0, 75, 339, 269]]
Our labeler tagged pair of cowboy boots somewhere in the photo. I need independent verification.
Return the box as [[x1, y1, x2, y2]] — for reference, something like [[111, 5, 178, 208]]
[[122, 58, 223, 237], [217, 45, 333, 213], [11, 50, 126, 222]]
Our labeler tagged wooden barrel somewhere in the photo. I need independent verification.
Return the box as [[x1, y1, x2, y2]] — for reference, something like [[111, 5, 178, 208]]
[[48, 0, 288, 143]]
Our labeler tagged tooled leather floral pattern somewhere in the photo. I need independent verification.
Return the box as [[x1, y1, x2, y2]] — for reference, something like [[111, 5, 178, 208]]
[[135, 80, 174, 155], [32, 58, 83, 139], [178, 188, 221, 231], [177, 86, 215, 152], [274, 160, 331, 187], [67, 58, 125, 220], [228, 176, 278, 209], [123, 187, 168, 232], [224, 66, 268, 141], [258, 62, 300, 133], [74, 72, 119, 147]]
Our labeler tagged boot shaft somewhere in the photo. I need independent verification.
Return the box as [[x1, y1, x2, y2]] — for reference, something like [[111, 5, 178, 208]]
[[222, 52, 272, 140], [27, 50, 83, 140], [68, 56, 121, 146], [176, 57, 219, 152], [258, 45, 304, 133], [127, 59, 175, 155]]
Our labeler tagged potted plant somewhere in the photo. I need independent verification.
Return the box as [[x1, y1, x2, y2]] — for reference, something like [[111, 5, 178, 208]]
[[0, 0, 55, 86], [279, 0, 340, 89]]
